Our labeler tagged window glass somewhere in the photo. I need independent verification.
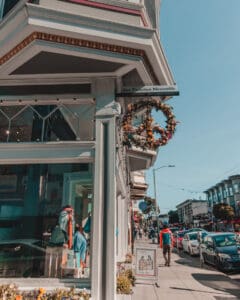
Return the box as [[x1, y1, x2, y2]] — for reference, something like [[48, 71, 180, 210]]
[[2, 0, 19, 18], [9, 107, 33, 142], [0, 163, 93, 280], [233, 183, 239, 193], [45, 107, 76, 141], [176, 232, 184, 238], [188, 233, 197, 240], [0, 106, 23, 118], [214, 235, 236, 247], [0, 104, 94, 143], [0, 110, 9, 142]]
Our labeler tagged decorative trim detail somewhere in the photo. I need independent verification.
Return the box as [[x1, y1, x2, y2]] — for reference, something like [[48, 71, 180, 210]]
[[0, 32, 158, 84], [122, 99, 178, 150], [64, 0, 148, 27]]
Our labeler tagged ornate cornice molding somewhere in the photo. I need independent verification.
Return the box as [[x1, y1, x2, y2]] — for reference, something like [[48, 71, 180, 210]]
[[0, 31, 159, 84]]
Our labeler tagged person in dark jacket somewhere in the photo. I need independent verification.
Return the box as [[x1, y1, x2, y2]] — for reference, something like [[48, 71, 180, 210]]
[[159, 223, 173, 266]]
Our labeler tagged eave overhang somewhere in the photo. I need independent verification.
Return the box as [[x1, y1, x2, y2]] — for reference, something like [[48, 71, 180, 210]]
[[0, 2, 175, 87]]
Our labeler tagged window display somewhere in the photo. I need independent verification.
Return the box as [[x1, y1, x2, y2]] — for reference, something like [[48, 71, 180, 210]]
[[0, 163, 93, 280]]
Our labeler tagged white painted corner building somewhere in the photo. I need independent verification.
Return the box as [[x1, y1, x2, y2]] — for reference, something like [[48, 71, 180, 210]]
[[0, 1, 176, 299]]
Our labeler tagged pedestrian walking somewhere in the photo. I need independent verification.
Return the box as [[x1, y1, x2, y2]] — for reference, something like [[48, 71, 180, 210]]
[[133, 224, 138, 240], [159, 223, 173, 266]]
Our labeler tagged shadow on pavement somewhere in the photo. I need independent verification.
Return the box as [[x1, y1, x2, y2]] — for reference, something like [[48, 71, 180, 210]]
[[173, 249, 216, 271], [191, 273, 240, 299], [170, 287, 224, 296]]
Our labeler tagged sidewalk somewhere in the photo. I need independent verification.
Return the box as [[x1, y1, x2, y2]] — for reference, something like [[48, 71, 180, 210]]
[[130, 239, 240, 300]]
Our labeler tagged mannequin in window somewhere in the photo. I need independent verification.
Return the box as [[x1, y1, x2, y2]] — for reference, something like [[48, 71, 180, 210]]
[[73, 224, 87, 269]]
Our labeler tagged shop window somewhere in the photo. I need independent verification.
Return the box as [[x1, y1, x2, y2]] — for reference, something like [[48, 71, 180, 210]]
[[0, 0, 20, 20], [0, 104, 94, 143], [0, 110, 9, 142], [44, 107, 76, 141], [0, 163, 93, 281], [8, 106, 33, 142]]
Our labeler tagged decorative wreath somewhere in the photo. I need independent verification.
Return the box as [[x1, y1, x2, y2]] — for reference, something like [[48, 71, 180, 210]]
[[122, 99, 178, 150]]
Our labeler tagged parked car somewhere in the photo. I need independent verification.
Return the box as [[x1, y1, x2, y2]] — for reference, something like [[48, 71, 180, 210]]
[[201, 232, 240, 272], [0, 239, 46, 277], [182, 232, 200, 255], [173, 231, 186, 249], [235, 232, 240, 243], [185, 228, 208, 234], [182, 231, 208, 256]]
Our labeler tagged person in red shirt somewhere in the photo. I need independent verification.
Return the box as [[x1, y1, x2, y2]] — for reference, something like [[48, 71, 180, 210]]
[[159, 223, 173, 266]]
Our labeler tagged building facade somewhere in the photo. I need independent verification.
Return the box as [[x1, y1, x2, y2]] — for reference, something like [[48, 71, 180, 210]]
[[0, 0, 177, 299], [176, 199, 208, 225], [204, 175, 240, 222]]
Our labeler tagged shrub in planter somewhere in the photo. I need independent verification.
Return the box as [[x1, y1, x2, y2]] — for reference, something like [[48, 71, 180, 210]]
[[124, 269, 136, 287], [117, 275, 132, 294]]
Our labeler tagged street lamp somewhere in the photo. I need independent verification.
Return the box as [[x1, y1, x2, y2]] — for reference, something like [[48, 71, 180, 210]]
[[153, 165, 175, 208], [152, 165, 175, 242]]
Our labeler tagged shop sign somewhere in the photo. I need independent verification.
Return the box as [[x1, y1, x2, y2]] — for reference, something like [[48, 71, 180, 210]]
[[117, 85, 179, 97]]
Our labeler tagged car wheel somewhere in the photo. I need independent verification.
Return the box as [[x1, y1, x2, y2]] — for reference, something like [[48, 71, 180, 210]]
[[202, 253, 207, 264], [214, 257, 221, 271]]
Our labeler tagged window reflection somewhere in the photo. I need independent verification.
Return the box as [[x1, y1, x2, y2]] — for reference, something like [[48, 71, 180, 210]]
[[9, 107, 33, 142], [0, 163, 93, 280], [2, 0, 19, 17], [0, 104, 94, 142], [0, 111, 9, 142]]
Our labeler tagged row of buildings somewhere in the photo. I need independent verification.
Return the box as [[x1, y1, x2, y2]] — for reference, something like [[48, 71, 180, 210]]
[[0, 0, 178, 299], [174, 175, 240, 230]]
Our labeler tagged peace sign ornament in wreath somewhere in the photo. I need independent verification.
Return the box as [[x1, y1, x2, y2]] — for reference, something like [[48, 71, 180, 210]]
[[122, 99, 178, 150]]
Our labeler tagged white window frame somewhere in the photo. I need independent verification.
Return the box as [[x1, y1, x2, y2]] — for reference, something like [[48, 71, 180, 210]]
[[0, 0, 5, 20]]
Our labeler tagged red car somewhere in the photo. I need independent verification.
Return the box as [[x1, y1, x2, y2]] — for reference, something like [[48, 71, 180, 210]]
[[173, 231, 186, 249]]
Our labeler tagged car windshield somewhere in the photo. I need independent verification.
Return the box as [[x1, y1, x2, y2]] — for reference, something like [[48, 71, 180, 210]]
[[176, 232, 184, 238], [214, 235, 236, 247], [189, 233, 198, 240]]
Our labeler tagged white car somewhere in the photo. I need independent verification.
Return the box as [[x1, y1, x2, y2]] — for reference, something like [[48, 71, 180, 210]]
[[182, 232, 200, 256]]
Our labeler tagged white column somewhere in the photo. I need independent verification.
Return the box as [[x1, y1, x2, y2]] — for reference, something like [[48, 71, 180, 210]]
[[91, 78, 120, 300]]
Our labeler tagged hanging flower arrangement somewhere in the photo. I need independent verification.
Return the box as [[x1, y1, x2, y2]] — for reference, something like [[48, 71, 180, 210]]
[[122, 99, 178, 150]]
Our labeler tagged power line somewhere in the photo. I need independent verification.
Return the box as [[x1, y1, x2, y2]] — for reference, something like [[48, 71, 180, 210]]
[[157, 181, 205, 195], [196, 163, 240, 191]]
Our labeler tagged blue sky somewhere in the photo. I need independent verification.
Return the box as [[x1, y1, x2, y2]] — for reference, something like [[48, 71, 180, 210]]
[[146, 0, 240, 214]]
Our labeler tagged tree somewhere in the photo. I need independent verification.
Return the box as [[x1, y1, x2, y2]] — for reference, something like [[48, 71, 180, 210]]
[[213, 203, 235, 221], [168, 210, 179, 224]]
